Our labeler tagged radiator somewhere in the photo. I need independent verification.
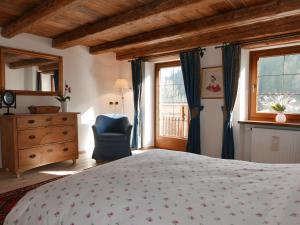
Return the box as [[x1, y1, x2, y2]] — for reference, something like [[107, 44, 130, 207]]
[[251, 128, 300, 163]]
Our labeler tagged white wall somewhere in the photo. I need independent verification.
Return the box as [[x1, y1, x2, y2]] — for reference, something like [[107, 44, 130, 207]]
[[142, 62, 155, 148], [24, 67, 38, 91], [41, 73, 51, 92], [0, 31, 132, 167], [233, 48, 250, 160], [5, 65, 25, 90], [200, 46, 224, 158]]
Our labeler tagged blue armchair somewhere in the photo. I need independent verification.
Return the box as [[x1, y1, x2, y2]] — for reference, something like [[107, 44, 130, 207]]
[[92, 115, 132, 160]]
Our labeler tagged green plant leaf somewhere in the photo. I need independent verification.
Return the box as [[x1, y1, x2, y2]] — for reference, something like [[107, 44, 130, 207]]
[[271, 103, 286, 112]]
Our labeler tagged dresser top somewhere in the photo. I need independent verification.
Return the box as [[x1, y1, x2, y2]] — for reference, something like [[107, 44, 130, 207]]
[[0, 112, 80, 118]]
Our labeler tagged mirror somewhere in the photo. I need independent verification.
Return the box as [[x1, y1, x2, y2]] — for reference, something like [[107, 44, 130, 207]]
[[0, 47, 63, 96]]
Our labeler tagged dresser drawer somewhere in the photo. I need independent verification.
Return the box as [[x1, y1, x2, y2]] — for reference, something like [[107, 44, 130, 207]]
[[19, 147, 43, 171], [51, 114, 75, 126], [43, 142, 76, 164], [18, 126, 76, 149], [17, 115, 53, 129], [19, 142, 77, 171], [17, 114, 76, 129]]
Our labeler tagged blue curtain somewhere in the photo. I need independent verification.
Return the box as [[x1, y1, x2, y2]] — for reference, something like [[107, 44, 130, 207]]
[[36, 72, 42, 91], [221, 44, 241, 159], [131, 59, 143, 149], [53, 70, 59, 92], [180, 49, 203, 154]]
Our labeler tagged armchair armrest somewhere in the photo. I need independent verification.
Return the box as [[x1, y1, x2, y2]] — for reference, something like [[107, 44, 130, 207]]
[[92, 125, 98, 135], [126, 125, 133, 142], [92, 125, 99, 145]]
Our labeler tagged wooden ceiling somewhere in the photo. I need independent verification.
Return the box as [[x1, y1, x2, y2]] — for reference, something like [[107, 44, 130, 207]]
[[1, 0, 300, 60]]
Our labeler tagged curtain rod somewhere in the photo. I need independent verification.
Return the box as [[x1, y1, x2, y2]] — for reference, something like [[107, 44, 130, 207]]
[[127, 47, 207, 62], [214, 34, 300, 49]]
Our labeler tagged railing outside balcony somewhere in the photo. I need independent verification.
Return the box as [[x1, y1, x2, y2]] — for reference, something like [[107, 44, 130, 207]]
[[159, 104, 189, 139]]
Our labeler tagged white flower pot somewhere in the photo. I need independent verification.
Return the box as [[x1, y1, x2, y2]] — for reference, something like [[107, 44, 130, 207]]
[[61, 101, 69, 112], [275, 112, 286, 123]]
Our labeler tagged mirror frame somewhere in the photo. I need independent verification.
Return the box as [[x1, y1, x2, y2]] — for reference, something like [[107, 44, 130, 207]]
[[0, 46, 63, 96]]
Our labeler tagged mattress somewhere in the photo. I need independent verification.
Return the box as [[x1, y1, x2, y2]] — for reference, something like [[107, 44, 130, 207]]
[[4, 149, 300, 225]]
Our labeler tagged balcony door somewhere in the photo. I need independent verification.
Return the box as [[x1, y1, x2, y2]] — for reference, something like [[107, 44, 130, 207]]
[[155, 61, 188, 151]]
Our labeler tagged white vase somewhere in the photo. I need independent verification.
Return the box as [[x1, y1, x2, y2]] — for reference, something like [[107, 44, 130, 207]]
[[275, 112, 286, 123], [61, 101, 68, 112]]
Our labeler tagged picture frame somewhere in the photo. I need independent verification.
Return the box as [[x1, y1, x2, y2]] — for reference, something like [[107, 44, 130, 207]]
[[201, 66, 224, 99]]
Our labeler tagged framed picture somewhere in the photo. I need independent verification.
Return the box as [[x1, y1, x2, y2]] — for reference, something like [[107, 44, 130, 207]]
[[201, 66, 224, 99]]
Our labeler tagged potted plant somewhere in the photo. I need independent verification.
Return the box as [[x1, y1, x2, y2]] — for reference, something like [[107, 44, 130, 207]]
[[259, 93, 296, 123], [56, 83, 71, 112], [271, 103, 286, 123]]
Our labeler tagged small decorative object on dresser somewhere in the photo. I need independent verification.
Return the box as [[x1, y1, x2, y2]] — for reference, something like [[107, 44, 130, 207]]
[[0, 112, 79, 177], [0, 91, 16, 115], [28, 106, 60, 114], [56, 83, 71, 112]]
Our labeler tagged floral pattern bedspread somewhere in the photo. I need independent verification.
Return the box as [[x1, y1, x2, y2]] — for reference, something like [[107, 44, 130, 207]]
[[5, 149, 300, 225]]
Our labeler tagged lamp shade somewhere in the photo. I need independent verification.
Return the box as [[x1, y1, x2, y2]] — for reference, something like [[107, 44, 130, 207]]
[[114, 78, 130, 89]]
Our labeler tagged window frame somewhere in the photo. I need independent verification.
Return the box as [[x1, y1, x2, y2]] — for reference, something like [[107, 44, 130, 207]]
[[249, 45, 300, 122]]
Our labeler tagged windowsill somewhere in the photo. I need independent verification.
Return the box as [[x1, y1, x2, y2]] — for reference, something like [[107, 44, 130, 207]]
[[238, 120, 300, 128]]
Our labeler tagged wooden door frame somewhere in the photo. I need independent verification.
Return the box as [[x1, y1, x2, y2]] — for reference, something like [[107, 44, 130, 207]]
[[154, 61, 187, 151]]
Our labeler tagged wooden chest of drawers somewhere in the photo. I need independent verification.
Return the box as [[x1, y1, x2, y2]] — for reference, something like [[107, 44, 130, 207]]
[[1, 113, 79, 177]]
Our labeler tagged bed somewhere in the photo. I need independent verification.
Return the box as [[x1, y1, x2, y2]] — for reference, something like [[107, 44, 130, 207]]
[[4, 149, 300, 225]]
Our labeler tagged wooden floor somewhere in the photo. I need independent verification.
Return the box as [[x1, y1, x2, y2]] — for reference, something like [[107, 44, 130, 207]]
[[0, 153, 105, 194]]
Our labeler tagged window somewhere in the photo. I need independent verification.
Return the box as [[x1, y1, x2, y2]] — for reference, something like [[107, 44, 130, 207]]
[[249, 46, 300, 122]]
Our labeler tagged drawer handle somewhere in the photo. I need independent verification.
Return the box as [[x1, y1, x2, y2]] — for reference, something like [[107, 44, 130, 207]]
[[47, 149, 53, 152], [62, 131, 68, 135], [28, 120, 35, 124], [62, 117, 68, 121], [28, 135, 36, 139], [46, 118, 52, 122], [63, 148, 69, 152], [29, 154, 36, 159]]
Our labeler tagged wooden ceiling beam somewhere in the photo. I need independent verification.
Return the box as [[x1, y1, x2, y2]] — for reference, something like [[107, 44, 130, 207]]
[[39, 63, 59, 72], [1, 0, 80, 38], [242, 34, 300, 49], [90, 0, 300, 54], [9, 58, 54, 69], [52, 0, 206, 49], [115, 15, 300, 60]]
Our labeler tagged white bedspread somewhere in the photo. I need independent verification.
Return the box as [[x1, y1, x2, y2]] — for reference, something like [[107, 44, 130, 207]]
[[5, 150, 300, 225]]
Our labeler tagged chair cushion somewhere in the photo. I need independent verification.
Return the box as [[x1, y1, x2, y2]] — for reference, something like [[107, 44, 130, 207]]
[[97, 133, 128, 142]]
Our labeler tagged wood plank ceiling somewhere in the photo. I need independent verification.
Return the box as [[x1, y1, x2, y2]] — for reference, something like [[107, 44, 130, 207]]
[[0, 0, 300, 60]]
